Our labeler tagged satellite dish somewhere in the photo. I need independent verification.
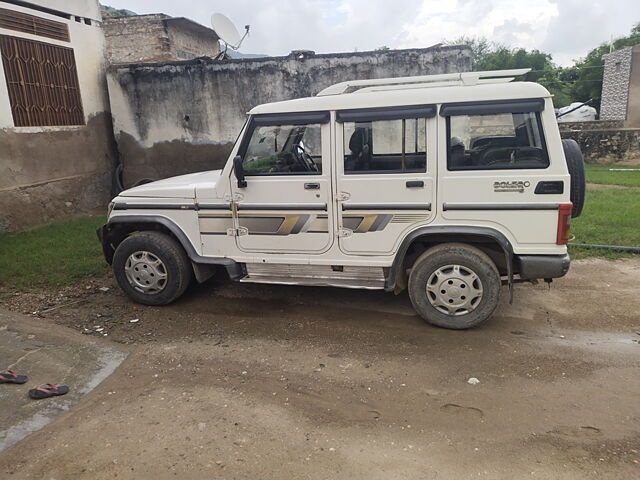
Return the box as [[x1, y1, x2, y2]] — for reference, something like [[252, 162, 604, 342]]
[[211, 13, 249, 51]]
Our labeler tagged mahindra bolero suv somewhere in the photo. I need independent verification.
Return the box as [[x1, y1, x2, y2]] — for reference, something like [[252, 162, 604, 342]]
[[98, 69, 585, 330]]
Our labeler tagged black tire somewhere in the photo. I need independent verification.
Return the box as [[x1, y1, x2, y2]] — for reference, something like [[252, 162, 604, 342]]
[[561, 139, 586, 218], [408, 243, 501, 330], [113, 231, 191, 306]]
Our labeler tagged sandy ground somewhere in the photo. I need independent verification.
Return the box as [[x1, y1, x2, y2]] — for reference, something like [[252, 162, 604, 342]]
[[1, 258, 639, 480]]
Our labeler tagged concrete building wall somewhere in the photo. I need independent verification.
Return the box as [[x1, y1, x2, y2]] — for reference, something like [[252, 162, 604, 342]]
[[0, 0, 117, 233], [166, 20, 220, 60], [107, 46, 472, 186], [601, 47, 633, 121]]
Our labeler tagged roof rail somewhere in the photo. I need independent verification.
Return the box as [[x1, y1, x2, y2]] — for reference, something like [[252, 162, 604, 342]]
[[316, 68, 531, 96]]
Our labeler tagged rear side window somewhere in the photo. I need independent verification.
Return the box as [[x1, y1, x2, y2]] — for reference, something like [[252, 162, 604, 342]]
[[446, 112, 549, 170], [343, 118, 427, 173]]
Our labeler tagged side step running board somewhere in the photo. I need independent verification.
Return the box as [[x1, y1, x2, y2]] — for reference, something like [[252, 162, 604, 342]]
[[240, 263, 386, 290]]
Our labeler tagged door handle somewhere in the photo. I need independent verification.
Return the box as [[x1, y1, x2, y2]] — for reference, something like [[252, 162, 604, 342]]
[[304, 182, 320, 190], [406, 180, 424, 188]]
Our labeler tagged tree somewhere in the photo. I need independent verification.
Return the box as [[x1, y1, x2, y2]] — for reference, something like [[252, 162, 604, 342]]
[[444, 36, 493, 69], [445, 37, 572, 106]]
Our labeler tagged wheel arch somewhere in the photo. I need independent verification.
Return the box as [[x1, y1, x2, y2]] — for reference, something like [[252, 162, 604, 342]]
[[385, 226, 514, 293], [97, 215, 243, 281]]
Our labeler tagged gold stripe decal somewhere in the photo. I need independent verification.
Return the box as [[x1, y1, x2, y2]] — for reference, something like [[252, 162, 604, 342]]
[[198, 212, 409, 235]]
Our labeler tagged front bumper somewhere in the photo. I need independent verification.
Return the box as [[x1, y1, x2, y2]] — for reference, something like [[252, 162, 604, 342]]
[[515, 254, 570, 280]]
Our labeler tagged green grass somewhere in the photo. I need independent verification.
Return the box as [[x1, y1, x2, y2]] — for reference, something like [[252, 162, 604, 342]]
[[569, 164, 640, 259], [585, 164, 640, 187], [0, 215, 108, 290]]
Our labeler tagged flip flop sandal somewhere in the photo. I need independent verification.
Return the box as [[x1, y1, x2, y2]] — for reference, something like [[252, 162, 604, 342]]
[[28, 383, 69, 399], [0, 370, 28, 384]]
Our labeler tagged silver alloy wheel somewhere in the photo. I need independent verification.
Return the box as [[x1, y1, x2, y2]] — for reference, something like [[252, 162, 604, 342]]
[[426, 264, 483, 316], [124, 251, 168, 294]]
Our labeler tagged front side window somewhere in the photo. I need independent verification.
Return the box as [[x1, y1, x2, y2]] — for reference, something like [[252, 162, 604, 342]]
[[343, 118, 426, 173], [447, 112, 549, 170], [242, 123, 322, 175]]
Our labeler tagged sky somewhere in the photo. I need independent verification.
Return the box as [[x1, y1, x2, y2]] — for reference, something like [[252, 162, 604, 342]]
[[103, 0, 640, 66]]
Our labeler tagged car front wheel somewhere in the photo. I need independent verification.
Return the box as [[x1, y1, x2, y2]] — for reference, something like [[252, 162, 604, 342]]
[[408, 243, 501, 329], [113, 231, 191, 306]]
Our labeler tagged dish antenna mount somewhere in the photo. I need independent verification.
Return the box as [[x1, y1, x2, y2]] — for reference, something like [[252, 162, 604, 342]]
[[211, 13, 249, 58]]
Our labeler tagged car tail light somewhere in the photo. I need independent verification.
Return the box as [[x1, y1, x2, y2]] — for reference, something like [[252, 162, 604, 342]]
[[556, 203, 573, 245]]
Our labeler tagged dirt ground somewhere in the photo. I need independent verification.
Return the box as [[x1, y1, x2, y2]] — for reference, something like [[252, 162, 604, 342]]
[[1, 258, 639, 480]]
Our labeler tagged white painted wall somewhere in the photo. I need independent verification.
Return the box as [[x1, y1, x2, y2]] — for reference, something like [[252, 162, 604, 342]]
[[38, 0, 101, 21], [0, 0, 108, 129]]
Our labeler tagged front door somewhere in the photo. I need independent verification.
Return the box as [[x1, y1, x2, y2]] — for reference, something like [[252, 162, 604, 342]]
[[335, 105, 437, 255], [231, 112, 334, 254]]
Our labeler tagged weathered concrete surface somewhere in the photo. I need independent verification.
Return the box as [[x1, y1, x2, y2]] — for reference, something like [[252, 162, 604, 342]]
[[107, 46, 472, 186], [0, 113, 118, 233], [0, 258, 639, 479], [0, 309, 127, 452]]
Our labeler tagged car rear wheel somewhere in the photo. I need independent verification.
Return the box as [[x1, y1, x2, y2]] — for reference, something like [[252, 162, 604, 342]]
[[408, 243, 501, 329], [113, 231, 191, 306]]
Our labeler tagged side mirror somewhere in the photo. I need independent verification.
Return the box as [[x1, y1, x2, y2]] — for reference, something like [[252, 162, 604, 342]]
[[233, 155, 247, 188]]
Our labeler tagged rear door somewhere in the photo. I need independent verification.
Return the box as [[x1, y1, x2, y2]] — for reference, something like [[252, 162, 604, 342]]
[[335, 105, 437, 255], [438, 98, 570, 249], [230, 112, 334, 254]]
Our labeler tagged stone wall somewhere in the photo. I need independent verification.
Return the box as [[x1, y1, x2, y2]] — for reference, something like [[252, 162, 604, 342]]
[[103, 14, 220, 65], [103, 14, 171, 64], [601, 47, 633, 121], [559, 120, 640, 164], [107, 46, 473, 186]]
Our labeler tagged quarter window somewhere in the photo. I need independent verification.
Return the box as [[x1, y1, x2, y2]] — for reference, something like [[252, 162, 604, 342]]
[[447, 112, 549, 170], [343, 118, 426, 173]]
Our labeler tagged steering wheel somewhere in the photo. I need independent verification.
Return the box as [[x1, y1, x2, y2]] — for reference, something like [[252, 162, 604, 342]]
[[294, 144, 319, 172]]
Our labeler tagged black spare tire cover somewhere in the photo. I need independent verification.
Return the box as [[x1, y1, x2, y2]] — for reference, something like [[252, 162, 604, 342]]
[[561, 138, 586, 218]]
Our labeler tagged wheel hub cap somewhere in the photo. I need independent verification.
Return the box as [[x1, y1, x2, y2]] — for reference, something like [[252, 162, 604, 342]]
[[426, 264, 483, 316], [124, 251, 168, 294]]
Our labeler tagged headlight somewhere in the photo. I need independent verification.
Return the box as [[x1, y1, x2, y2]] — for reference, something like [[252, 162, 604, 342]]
[[107, 201, 115, 217]]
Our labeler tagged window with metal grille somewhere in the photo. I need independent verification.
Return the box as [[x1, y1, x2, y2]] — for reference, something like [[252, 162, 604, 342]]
[[0, 8, 70, 42], [0, 35, 84, 126]]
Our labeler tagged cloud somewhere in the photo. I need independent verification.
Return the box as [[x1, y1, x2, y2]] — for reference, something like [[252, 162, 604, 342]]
[[541, 0, 640, 65], [103, 0, 640, 65]]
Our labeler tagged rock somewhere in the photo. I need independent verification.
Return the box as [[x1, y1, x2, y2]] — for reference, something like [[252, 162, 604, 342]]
[[467, 377, 480, 385]]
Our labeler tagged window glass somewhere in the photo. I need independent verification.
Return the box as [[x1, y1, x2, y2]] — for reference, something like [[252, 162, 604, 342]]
[[447, 112, 549, 170], [242, 124, 322, 175], [343, 118, 426, 173]]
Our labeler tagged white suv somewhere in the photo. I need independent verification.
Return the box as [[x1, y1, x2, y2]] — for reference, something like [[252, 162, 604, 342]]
[[98, 69, 585, 329]]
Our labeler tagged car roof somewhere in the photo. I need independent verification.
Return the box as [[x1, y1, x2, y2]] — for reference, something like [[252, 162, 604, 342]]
[[248, 81, 551, 115]]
